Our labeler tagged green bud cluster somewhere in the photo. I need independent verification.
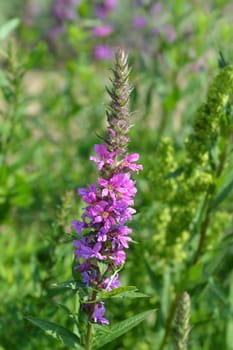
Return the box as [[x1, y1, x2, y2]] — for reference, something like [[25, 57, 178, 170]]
[[143, 65, 233, 271], [186, 65, 233, 165], [205, 211, 231, 251], [151, 137, 178, 201]]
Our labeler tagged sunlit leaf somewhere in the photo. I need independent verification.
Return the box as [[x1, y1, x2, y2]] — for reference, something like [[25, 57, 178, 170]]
[[92, 309, 156, 349], [81, 286, 149, 304], [0, 18, 20, 41], [51, 279, 83, 290], [26, 316, 82, 349]]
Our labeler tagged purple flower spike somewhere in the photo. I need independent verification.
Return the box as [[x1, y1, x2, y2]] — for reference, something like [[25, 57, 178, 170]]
[[72, 49, 142, 325]]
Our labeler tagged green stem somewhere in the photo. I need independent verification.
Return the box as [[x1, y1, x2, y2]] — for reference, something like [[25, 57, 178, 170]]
[[192, 193, 213, 265], [158, 294, 180, 350], [192, 134, 231, 264], [86, 322, 92, 350], [85, 291, 97, 350]]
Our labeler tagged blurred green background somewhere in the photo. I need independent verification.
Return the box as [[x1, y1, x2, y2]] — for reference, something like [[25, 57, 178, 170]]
[[0, 1, 233, 349]]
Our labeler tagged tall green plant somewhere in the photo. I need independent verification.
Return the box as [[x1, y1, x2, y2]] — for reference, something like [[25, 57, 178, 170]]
[[27, 49, 155, 350]]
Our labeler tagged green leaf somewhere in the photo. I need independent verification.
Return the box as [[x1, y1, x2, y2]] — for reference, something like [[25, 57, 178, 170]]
[[96, 261, 108, 276], [208, 277, 228, 305], [56, 303, 73, 316], [25, 316, 82, 349], [0, 69, 8, 87], [178, 261, 204, 293], [0, 18, 20, 41], [161, 268, 171, 320], [144, 257, 160, 291], [212, 178, 233, 211], [100, 286, 149, 300], [52, 279, 83, 290], [82, 287, 149, 304], [226, 272, 233, 349], [92, 309, 156, 349], [144, 82, 154, 118], [165, 167, 184, 179]]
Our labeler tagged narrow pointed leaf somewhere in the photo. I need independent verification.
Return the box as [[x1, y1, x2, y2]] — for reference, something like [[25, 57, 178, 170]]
[[82, 287, 149, 304], [0, 18, 20, 41], [99, 286, 148, 300], [51, 279, 83, 290], [144, 257, 160, 291], [92, 309, 156, 349], [212, 178, 233, 211], [26, 316, 82, 349], [165, 167, 184, 179]]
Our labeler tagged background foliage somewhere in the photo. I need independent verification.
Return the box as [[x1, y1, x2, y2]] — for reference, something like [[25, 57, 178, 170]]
[[0, 1, 233, 349]]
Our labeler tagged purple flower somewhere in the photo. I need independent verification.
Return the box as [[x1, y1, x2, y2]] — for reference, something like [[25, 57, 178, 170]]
[[50, 0, 79, 41], [86, 201, 116, 230], [133, 16, 147, 29], [73, 240, 104, 260], [93, 24, 113, 37], [98, 173, 137, 202], [165, 25, 177, 42], [78, 184, 97, 204], [110, 249, 126, 265], [152, 27, 161, 36], [93, 45, 113, 61], [95, 6, 108, 20], [134, 0, 143, 6], [52, 0, 79, 21], [71, 219, 84, 234], [95, 0, 118, 20], [90, 144, 116, 169], [93, 302, 109, 324], [105, 0, 118, 9], [150, 3, 162, 14], [121, 153, 143, 173], [77, 261, 98, 287], [101, 273, 120, 291], [112, 226, 132, 248]]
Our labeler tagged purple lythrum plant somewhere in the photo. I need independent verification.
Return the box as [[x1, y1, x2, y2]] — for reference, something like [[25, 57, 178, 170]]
[[71, 49, 142, 327]]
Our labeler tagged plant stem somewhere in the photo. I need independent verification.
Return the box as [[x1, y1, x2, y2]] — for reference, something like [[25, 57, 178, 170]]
[[192, 193, 213, 265], [86, 322, 92, 350], [158, 294, 180, 350], [85, 291, 97, 350], [192, 134, 231, 264]]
